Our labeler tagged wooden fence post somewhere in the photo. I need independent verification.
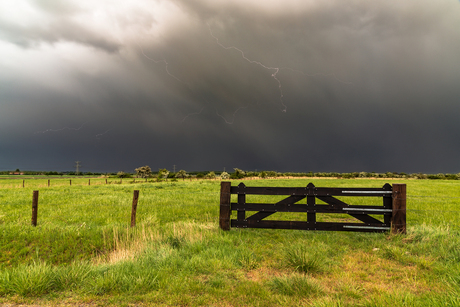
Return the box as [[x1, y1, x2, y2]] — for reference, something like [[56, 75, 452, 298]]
[[48, 179, 50, 187], [70, 179, 72, 186], [88, 179, 90, 186], [391, 184, 406, 234], [23, 180, 25, 188], [106, 178, 108, 184], [131, 190, 140, 227], [219, 181, 231, 230], [32, 190, 39, 226]]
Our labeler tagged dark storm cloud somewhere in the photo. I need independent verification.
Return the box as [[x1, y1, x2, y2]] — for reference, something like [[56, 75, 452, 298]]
[[1, 0, 460, 173]]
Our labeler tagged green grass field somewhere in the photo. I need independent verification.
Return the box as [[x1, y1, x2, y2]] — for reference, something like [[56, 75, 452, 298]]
[[1, 177, 460, 306]]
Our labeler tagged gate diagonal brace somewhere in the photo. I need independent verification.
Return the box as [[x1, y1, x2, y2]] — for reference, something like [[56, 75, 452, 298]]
[[245, 195, 306, 221], [316, 196, 384, 225]]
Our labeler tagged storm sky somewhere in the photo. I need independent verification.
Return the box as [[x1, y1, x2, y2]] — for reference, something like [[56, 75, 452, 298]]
[[1, 0, 460, 173]]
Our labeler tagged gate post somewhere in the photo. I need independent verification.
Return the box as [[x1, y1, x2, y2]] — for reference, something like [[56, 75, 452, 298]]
[[219, 181, 231, 230], [391, 184, 406, 234]]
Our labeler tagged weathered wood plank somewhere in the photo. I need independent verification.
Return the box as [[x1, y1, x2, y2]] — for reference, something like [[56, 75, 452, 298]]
[[231, 203, 391, 214], [383, 183, 393, 225], [230, 184, 393, 197], [237, 184, 246, 221], [31, 190, 39, 226], [246, 211, 275, 221], [230, 186, 307, 195], [348, 214, 383, 225], [130, 190, 139, 227], [307, 183, 316, 223], [392, 184, 406, 234], [275, 195, 306, 205], [231, 220, 390, 232], [316, 196, 349, 209], [219, 182, 231, 231], [313, 187, 393, 197]]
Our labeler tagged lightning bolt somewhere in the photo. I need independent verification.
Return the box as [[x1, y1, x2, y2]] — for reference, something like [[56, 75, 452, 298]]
[[216, 107, 248, 124], [181, 108, 204, 122], [95, 129, 112, 139], [207, 24, 287, 112], [208, 23, 353, 115], [138, 44, 185, 84], [34, 122, 87, 134]]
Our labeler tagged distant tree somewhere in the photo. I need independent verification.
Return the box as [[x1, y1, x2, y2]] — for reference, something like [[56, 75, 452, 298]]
[[45, 171, 61, 176], [220, 172, 229, 180], [245, 171, 259, 178], [175, 170, 188, 180], [230, 168, 246, 179], [117, 171, 132, 178], [157, 169, 169, 181], [135, 165, 152, 178], [205, 171, 216, 179]]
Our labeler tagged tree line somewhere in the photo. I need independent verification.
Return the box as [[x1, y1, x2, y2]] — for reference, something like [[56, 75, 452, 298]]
[[126, 167, 460, 181], [2, 168, 460, 181]]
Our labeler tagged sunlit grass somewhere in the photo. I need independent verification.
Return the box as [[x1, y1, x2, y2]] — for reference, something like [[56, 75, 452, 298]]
[[1, 178, 460, 305]]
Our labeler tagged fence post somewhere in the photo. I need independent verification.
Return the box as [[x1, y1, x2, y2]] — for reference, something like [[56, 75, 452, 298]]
[[131, 190, 140, 227], [219, 181, 231, 230], [48, 179, 50, 187], [32, 190, 39, 226], [88, 179, 90, 186], [23, 180, 25, 188], [106, 178, 108, 184], [70, 179, 72, 186], [391, 184, 406, 234]]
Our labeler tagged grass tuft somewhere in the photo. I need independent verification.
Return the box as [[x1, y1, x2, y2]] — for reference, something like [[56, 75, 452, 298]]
[[268, 273, 323, 296], [286, 245, 326, 274], [1, 261, 58, 296]]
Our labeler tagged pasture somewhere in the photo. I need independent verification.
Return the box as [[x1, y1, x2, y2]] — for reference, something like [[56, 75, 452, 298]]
[[0, 177, 460, 306]]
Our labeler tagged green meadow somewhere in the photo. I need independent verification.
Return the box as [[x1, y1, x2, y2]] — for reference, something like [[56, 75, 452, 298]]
[[0, 177, 460, 306]]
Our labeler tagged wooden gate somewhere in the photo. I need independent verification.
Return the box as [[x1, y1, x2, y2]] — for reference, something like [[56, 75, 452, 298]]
[[219, 182, 406, 234]]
